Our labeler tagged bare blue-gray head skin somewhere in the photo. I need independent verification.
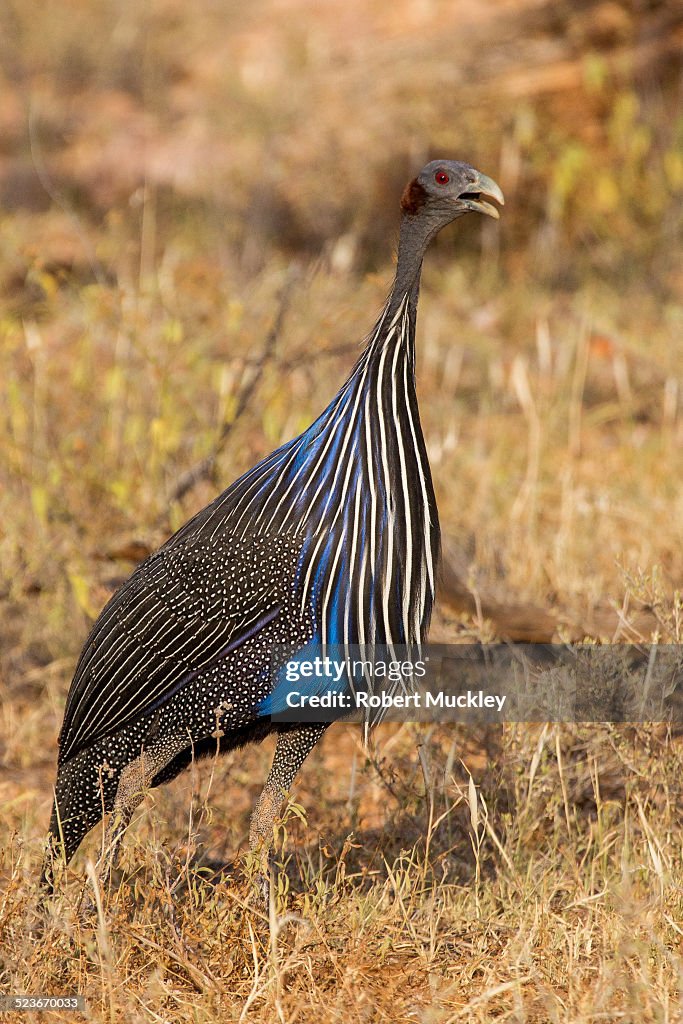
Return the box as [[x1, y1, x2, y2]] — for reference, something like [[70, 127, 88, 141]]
[[393, 159, 504, 300]]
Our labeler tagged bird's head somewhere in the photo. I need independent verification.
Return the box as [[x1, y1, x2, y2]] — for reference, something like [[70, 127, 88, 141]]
[[401, 159, 504, 225]]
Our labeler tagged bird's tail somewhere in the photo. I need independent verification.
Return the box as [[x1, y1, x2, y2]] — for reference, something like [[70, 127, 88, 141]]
[[40, 755, 115, 892]]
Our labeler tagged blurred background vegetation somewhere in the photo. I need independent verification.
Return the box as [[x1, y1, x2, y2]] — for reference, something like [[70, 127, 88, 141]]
[[2, 4, 683, 1019], [1, 0, 681, 282], [1, 0, 682, 654]]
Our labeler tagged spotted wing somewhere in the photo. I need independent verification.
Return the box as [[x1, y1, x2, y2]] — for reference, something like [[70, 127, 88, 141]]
[[57, 531, 299, 765]]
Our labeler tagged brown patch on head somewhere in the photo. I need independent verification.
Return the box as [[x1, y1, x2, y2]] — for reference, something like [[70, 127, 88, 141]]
[[400, 178, 428, 215]]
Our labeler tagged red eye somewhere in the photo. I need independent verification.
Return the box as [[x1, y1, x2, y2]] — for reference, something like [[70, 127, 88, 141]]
[[435, 170, 449, 185]]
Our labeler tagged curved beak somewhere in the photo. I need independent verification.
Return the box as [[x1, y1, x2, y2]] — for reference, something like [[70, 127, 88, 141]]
[[458, 172, 505, 220]]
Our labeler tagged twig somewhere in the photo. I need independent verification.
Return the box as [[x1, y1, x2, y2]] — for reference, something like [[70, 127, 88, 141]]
[[166, 268, 299, 508]]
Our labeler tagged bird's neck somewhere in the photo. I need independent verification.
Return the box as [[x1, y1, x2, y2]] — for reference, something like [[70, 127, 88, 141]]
[[361, 228, 426, 372], [318, 212, 439, 417], [388, 214, 436, 315]]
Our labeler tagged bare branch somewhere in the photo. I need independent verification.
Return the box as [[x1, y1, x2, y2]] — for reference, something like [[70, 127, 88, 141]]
[[166, 267, 300, 509]]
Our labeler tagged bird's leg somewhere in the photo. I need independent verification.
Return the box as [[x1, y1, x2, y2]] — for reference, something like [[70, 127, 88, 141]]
[[100, 757, 151, 884], [248, 724, 326, 905], [77, 757, 145, 917], [83, 737, 186, 913], [78, 755, 150, 916]]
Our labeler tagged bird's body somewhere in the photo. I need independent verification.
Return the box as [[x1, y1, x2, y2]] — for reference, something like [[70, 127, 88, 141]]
[[43, 160, 503, 893]]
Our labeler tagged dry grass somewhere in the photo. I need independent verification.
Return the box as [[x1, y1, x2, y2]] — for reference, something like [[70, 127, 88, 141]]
[[3, 723, 683, 1021], [1, 0, 683, 1019]]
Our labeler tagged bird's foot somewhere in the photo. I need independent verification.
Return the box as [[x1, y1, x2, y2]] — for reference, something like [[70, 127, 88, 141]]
[[77, 888, 98, 924], [78, 861, 113, 924], [252, 871, 270, 909], [243, 844, 273, 910]]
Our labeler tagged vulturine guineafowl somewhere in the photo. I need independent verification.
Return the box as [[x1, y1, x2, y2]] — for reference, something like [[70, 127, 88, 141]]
[[43, 160, 504, 900]]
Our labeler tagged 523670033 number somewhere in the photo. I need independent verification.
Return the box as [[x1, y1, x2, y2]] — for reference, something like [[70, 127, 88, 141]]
[[0, 996, 85, 1012]]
